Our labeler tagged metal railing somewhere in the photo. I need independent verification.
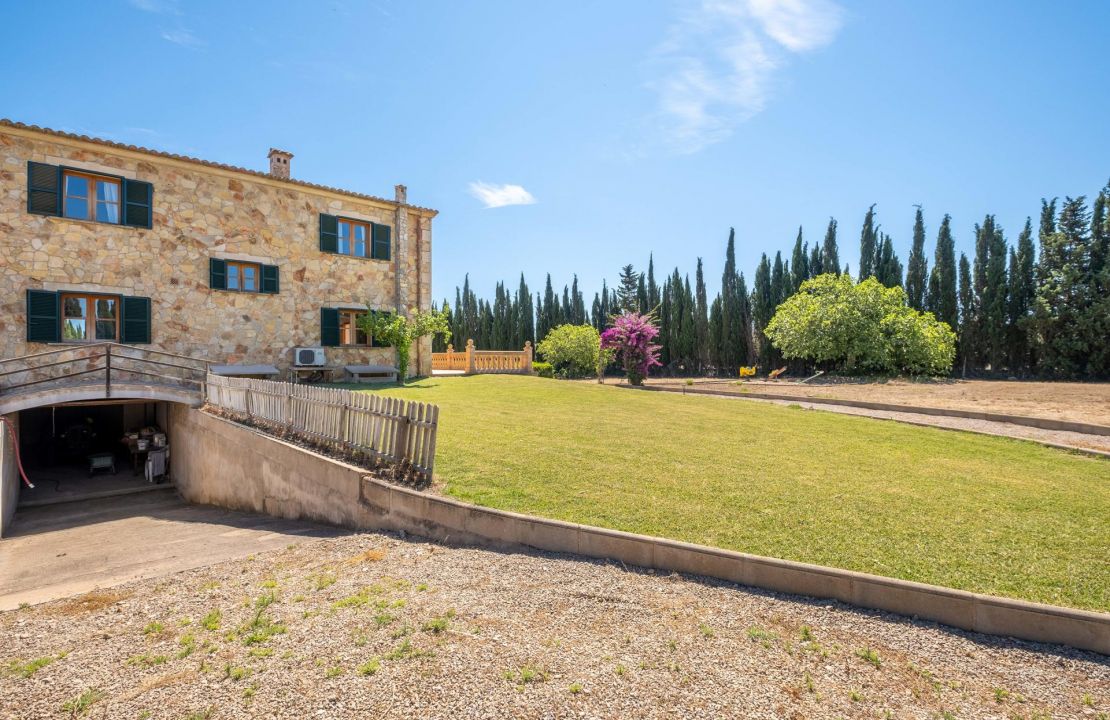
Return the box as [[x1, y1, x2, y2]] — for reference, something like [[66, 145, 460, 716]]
[[205, 374, 439, 479], [0, 343, 209, 401]]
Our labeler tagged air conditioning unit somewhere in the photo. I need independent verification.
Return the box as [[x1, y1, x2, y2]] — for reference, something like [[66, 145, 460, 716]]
[[294, 347, 326, 367]]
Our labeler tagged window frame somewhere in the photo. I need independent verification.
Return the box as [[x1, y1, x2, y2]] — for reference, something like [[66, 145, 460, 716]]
[[59, 292, 121, 342], [225, 260, 262, 293], [61, 169, 122, 225], [338, 309, 369, 347], [336, 218, 371, 258]]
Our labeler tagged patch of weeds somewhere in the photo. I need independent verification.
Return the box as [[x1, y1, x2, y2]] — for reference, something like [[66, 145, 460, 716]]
[[178, 617, 192, 626], [292, 594, 306, 603], [416, 583, 429, 592], [935, 712, 956, 720], [332, 585, 381, 610], [746, 627, 778, 648], [312, 572, 338, 591], [239, 592, 286, 646], [787, 403, 803, 410], [176, 634, 197, 659], [242, 682, 260, 700], [374, 612, 396, 628], [5, 653, 65, 678], [1081, 694, 1094, 707], [391, 624, 413, 640], [615, 664, 626, 676], [18, 602, 31, 610], [302, 610, 320, 619], [850, 689, 863, 702], [348, 548, 386, 563], [569, 682, 583, 694], [224, 664, 252, 682], [260, 579, 278, 589], [855, 647, 882, 669], [357, 657, 381, 676], [201, 610, 221, 632], [248, 647, 274, 658], [384, 638, 432, 661], [126, 653, 168, 667], [799, 625, 815, 641], [504, 665, 548, 685], [325, 665, 344, 678], [200, 581, 220, 591], [804, 672, 816, 694], [143, 621, 165, 636], [697, 623, 714, 638], [993, 688, 1011, 703], [61, 688, 103, 716], [422, 611, 455, 634], [666, 639, 677, 652], [183, 709, 214, 720], [138, 711, 152, 720]]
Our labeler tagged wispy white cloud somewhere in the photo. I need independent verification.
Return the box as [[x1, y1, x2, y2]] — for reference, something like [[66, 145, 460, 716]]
[[128, 0, 181, 15], [649, 0, 843, 154], [468, 182, 537, 209], [161, 28, 205, 49]]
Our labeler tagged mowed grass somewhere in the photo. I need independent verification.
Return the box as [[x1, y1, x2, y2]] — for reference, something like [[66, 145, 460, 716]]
[[362, 375, 1109, 611]]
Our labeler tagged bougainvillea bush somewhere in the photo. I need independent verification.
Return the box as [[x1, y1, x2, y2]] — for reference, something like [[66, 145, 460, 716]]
[[600, 312, 662, 385]]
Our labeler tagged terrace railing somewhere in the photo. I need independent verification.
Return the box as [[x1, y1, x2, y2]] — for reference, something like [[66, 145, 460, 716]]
[[206, 374, 438, 478], [431, 339, 533, 375]]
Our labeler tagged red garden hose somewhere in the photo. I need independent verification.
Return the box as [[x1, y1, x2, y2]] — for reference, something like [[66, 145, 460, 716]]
[[0, 416, 34, 489]]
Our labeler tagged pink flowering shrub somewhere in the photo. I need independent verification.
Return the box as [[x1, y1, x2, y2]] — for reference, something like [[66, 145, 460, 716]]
[[600, 312, 662, 386]]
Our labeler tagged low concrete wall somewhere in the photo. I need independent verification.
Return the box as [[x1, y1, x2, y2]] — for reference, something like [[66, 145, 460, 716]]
[[637, 384, 1110, 436], [172, 407, 1110, 655], [0, 413, 18, 538]]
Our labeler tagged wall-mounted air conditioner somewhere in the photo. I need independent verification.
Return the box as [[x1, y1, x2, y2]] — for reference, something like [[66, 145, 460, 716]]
[[293, 347, 326, 367]]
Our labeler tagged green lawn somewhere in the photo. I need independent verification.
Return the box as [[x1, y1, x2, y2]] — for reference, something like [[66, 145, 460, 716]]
[[359, 375, 1108, 611]]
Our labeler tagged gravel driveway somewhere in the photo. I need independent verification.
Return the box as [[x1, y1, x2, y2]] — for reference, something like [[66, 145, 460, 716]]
[[3, 532, 1106, 719]]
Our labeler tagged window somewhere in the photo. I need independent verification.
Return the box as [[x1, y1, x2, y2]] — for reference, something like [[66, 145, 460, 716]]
[[62, 170, 121, 224], [338, 309, 369, 346], [337, 219, 370, 258], [60, 293, 118, 341], [226, 261, 261, 292]]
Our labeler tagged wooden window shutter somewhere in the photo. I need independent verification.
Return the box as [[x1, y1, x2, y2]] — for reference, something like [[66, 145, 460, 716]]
[[209, 258, 227, 289], [320, 307, 340, 347], [122, 179, 153, 228], [121, 296, 152, 344], [319, 214, 338, 253], [27, 162, 61, 216], [25, 289, 60, 343], [371, 223, 391, 261], [261, 264, 280, 294]]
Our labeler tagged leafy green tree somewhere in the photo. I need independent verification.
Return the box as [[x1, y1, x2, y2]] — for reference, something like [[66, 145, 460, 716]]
[[905, 207, 928, 309], [926, 214, 958, 331], [1035, 196, 1094, 377], [616, 264, 640, 313], [763, 274, 955, 375], [858, 204, 878, 279], [822, 218, 840, 276], [433, 299, 452, 352], [360, 308, 450, 381], [535, 324, 602, 378]]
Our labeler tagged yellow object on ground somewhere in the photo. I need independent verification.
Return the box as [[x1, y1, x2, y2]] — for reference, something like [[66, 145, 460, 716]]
[[739, 366, 756, 377]]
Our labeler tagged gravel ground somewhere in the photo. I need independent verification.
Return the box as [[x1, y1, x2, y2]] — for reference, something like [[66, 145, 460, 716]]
[[2, 532, 1107, 719], [647, 378, 1110, 427]]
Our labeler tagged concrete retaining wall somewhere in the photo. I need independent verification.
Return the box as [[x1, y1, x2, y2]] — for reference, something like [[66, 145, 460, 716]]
[[0, 413, 18, 538], [171, 407, 1110, 655]]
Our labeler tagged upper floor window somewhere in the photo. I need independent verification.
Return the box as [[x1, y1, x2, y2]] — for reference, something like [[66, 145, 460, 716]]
[[227, 261, 260, 292], [61, 293, 118, 341], [63, 171, 121, 224], [337, 219, 369, 258]]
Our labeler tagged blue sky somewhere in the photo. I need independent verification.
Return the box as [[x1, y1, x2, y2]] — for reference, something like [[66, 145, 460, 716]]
[[2, 1, 1107, 304]]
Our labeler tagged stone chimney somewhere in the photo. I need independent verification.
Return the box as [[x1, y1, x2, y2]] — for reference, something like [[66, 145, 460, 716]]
[[268, 148, 293, 179], [394, 184, 407, 204]]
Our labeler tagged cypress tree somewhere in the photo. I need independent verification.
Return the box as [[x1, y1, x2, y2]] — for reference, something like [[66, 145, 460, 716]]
[[905, 207, 928, 309], [659, 277, 672, 367], [736, 272, 752, 365], [958, 253, 974, 376], [719, 228, 743, 375], [981, 216, 1010, 370], [680, 274, 697, 370], [1007, 219, 1035, 372], [790, 227, 808, 294], [859, 204, 878, 279], [822, 218, 840, 276], [617, 264, 640, 313], [636, 273, 648, 314], [708, 295, 723, 371], [751, 254, 773, 367], [809, 243, 824, 277], [1088, 183, 1110, 376], [770, 252, 786, 308], [1035, 196, 1093, 376], [647, 254, 660, 311], [518, 274, 534, 347], [926, 214, 958, 330], [875, 233, 902, 288], [591, 293, 602, 332], [694, 258, 709, 371]]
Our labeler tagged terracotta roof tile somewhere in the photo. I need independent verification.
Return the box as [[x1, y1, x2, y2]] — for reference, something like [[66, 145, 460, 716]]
[[0, 119, 437, 216]]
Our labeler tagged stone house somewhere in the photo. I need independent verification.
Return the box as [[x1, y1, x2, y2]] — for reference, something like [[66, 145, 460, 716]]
[[0, 119, 436, 535], [0, 119, 436, 377]]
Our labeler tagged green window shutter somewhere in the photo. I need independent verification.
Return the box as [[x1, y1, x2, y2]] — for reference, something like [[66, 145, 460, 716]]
[[122, 179, 153, 228], [319, 214, 338, 253], [209, 258, 227, 289], [261, 264, 280, 294], [27, 162, 61, 216], [26, 289, 60, 343], [320, 307, 340, 347], [371, 223, 391, 261], [121, 296, 152, 344]]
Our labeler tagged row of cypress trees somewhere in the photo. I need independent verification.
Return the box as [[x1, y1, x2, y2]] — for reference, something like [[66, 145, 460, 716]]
[[439, 181, 1109, 378]]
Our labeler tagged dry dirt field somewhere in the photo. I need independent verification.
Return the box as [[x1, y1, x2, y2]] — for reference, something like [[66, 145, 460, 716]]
[[2, 532, 1107, 720], [648, 378, 1110, 426]]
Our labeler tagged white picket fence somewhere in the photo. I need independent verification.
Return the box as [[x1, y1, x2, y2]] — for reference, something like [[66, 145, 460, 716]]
[[205, 373, 439, 477]]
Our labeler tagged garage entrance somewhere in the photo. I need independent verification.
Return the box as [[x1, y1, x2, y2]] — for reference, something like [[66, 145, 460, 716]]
[[15, 400, 173, 507]]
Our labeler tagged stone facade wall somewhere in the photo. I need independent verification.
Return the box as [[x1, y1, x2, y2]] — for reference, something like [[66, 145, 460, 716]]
[[0, 126, 435, 376]]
